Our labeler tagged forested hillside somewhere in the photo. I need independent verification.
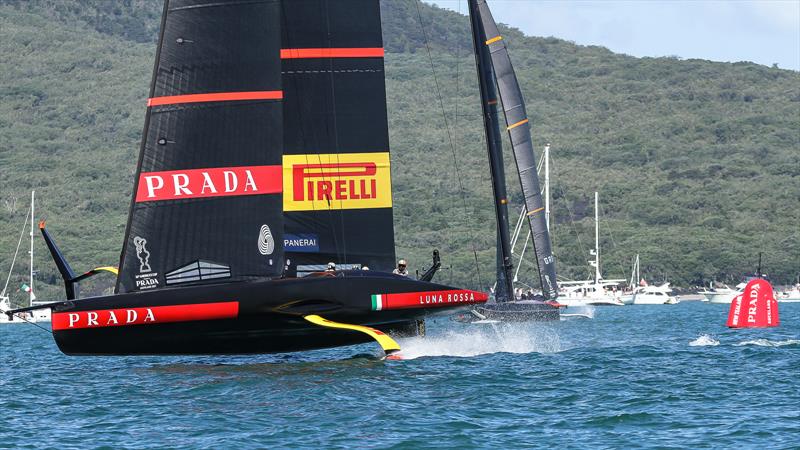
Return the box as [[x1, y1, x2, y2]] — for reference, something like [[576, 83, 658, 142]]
[[1, 0, 798, 306]]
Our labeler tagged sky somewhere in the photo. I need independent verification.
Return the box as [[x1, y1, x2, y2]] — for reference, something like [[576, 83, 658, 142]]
[[427, 0, 800, 70]]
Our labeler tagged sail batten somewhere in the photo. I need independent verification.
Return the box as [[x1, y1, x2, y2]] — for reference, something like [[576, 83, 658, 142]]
[[147, 91, 284, 106]]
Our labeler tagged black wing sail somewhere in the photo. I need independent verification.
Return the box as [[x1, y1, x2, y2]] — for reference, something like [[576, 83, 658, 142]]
[[473, 0, 558, 299], [116, 0, 284, 293], [468, 1, 514, 301], [280, 0, 396, 276]]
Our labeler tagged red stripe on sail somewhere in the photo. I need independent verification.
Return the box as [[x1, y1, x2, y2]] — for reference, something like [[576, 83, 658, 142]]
[[147, 91, 283, 107], [280, 48, 385, 59], [52, 302, 239, 331], [135, 165, 282, 203]]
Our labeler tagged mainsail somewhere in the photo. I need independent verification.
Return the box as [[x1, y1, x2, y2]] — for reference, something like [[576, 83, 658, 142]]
[[468, 2, 513, 301], [280, 0, 396, 275], [473, 0, 559, 300], [116, 0, 285, 293]]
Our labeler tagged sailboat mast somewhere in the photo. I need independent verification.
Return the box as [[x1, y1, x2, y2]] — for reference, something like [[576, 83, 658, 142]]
[[29, 190, 34, 307], [594, 191, 601, 283], [468, 0, 514, 301], [544, 144, 550, 232]]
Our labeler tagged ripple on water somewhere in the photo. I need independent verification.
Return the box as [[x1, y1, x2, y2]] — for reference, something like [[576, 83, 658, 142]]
[[2, 303, 799, 448]]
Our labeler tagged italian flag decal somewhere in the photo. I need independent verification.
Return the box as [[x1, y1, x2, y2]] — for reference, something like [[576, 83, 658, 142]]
[[371, 290, 488, 311], [371, 294, 384, 311]]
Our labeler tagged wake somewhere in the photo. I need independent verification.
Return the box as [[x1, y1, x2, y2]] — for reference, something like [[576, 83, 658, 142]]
[[689, 335, 799, 347], [561, 305, 596, 320], [396, 322, 562, 359], [734, 339, 800, 347], [689, 334, 720, 346]]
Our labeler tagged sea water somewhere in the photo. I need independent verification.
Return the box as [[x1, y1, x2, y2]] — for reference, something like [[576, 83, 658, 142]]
[[1, 302, 798, 448]]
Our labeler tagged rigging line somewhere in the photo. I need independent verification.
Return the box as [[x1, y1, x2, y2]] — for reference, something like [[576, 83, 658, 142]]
[[414, 0, 483, 290], [281, 4, 344, 269], [1, 312, 53, 335], [2, 206, 30, 297], [548, 156, 589, 277], [598, 201, 627, 279], [321, 1, 348, 265]]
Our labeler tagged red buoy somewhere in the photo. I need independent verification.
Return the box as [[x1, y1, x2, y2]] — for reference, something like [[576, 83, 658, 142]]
[[726, 278, 780, 328]]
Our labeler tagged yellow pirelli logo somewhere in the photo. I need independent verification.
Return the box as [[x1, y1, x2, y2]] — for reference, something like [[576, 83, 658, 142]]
[[283, 152, 393, 212]]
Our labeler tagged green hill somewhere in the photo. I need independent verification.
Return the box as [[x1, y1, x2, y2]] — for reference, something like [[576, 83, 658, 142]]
[[1, 0, 798, 306]]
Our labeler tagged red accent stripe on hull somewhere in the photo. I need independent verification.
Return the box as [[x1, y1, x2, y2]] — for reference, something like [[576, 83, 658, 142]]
[[379, 290, 487, 310], [147, 91, 283, 107], [52, 302, 239, 331], [135, 165, 282, 203], [280, 48, 385, 59]]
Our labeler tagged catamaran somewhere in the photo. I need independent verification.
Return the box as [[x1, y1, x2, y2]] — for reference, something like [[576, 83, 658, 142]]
[[7, 0, 507, 356]]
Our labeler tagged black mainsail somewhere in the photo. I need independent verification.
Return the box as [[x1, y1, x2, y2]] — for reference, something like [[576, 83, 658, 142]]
[[116, 0, 285, 293], [472, 0, 559, 300], [468, 4, 514, 302], [280, 0, 396, 275], [12, 0, 488, 357]]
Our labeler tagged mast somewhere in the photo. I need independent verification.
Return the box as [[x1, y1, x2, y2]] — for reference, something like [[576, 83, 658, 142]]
[[544, 144, 550, 232], [468, 0, 514, 301], [471, 0, 559, 300], [636, 254, 640, 285], [594, 191, 601, 283], [29, 190, 34, 307]]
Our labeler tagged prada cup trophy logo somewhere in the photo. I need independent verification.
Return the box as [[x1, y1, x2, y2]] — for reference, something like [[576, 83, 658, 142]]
[[133, 236, 151, 273], [258, 224, 275, 256]]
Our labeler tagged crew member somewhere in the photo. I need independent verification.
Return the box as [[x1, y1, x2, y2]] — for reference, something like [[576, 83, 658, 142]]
[[325, 262, 336, 272], [393, 259, 408, 276]]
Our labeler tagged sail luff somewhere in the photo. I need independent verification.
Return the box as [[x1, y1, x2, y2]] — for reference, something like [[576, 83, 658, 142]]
[[468, 0, 514, 302], [474, 0, 559, 300], [115, 0, 171, 293]]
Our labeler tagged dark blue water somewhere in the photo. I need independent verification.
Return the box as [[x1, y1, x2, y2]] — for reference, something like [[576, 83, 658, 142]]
[[2, 302, 798, 448]]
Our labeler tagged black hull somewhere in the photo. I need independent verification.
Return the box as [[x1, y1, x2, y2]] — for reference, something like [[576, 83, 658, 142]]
[[50, 271, 482, 355], [456, 300, 560, 323]]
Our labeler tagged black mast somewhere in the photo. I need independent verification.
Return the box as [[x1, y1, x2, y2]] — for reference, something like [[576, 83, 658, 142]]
[[468, 0, 514, 302]]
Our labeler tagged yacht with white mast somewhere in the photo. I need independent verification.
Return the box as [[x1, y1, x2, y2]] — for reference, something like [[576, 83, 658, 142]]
[[558, 192, 625, 307], [1, 191, 39, 323], [619, 254, 639, 305]]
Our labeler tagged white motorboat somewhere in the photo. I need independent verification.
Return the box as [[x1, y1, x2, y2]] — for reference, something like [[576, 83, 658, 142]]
[[702, 283, 746, 304], [559, 280, 625, 306], [777, 284, 800, 303], [632, 283, 678, 305]]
